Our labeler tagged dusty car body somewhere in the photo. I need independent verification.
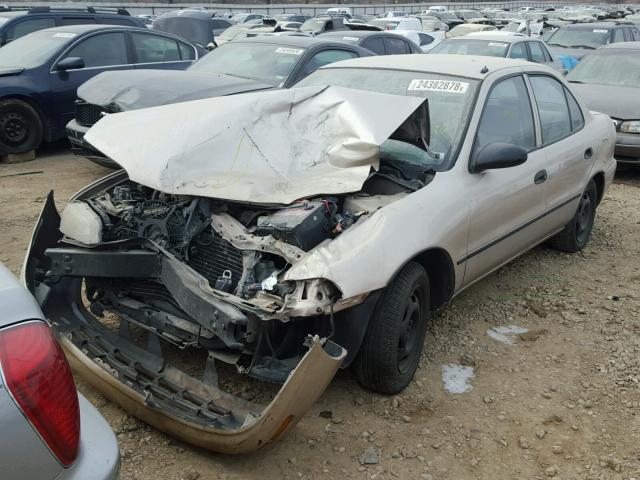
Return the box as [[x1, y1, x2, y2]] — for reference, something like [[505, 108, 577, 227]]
[[26, 55, 616, 453]]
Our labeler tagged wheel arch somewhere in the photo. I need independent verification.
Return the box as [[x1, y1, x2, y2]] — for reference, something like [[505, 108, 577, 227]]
[[591, 171, 605, 205], [402, 247, 455, 310]]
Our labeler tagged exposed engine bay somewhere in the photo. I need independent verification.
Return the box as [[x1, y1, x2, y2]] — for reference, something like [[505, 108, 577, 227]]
[[51, 161, 432, 384]]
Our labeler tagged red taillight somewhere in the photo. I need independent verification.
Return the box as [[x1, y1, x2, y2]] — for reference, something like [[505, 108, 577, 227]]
[[0, 322, 80, 466]]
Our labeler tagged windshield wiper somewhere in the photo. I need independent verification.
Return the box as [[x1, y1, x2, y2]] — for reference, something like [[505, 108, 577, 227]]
[[566, 44, 596, 49], [567, 80, 584, 84]]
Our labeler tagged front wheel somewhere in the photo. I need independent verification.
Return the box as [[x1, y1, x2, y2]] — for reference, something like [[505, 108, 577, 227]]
[[548, 179, 597, 253], [0, 98, 43, 155], [355, 261, 430, 394]]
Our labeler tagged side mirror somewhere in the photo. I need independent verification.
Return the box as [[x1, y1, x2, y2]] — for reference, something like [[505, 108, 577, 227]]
[[56, 57, 85, 71], [472, 143, 528, 172]]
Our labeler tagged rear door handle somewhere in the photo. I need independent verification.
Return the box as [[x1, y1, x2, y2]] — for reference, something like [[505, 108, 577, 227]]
[[534, 169, 547, 184], [584, 148, 593, 159]]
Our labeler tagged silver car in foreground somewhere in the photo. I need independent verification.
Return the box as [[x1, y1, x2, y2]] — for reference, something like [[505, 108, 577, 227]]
[[0, 264, 119, 480], [24, 55, 615, 453]]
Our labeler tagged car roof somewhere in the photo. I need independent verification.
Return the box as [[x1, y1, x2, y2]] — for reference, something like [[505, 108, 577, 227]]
[[563, 21, 625, 29], [599, 41, 640, 51], [316, 53, 534, 79], [156, 9, 216, 20], [230, 34, 352, 48], [320, 30, 398, 39], [0, 10, 130, 19], [452, 34, 526, 43], [36, 24, 143, 34]]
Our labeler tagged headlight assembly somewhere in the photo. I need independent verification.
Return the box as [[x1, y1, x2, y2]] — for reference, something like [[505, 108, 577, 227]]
[[620, 120, 640, 134], [59, 202, 102, 245]]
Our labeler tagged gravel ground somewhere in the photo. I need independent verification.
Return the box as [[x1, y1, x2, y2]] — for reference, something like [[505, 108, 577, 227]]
[[1, 145, 639, 480]]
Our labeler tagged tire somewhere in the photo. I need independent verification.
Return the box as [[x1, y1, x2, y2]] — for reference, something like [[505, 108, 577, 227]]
[[548, 179, 598, 253], [355, 261, 430, 394], [0, 98, 43, 155]]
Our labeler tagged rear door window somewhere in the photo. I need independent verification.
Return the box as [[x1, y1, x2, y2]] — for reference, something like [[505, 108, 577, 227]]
[[298, 49, 358, 78], [132, 33, 180, 63], [64, 32, 128, 68], [508, 42, 527, 59], [361, 37, 385, 55], [529, 75, 572, 145], [612, 28, 624, 42], [178, 41, 196, 60], [418, 33, 434, 46], [528, 41, 547, 63], [5, 18, 55, 42], [565, 87, 584, 132], [384, 37, 411, 54]]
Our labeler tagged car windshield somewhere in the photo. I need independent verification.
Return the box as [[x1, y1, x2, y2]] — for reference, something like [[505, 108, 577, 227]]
[[296, 68, 480, 171], [546, 27, 611, 48], [189, 42, 305, 86], [567, 51, 640, 88], [0, 30, 73, 69], [438, 12, 458, 20], [431, 39, 509, 57]]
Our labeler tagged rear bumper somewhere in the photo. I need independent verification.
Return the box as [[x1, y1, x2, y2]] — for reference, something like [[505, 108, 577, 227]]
[[23, 193, 346, 454], [66, 120, 120, 169], [615, 132, 640, 163], [58, 394, 121, 480]]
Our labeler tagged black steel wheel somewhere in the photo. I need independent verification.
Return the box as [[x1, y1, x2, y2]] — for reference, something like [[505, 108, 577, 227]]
[[549, 179, 597, 253], [0, 98, 43, 155], [355, 261, 430, 394]]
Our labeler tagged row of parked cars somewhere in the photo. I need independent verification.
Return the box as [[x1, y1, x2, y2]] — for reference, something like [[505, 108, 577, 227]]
[[0, 2, 638, 475], [1, 4, 639, 164]]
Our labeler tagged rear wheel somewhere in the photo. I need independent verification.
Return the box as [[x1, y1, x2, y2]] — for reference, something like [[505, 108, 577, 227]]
[[355, 261, 430, 394], [549, 179, 597, 253], [0, 98, 43, 155]]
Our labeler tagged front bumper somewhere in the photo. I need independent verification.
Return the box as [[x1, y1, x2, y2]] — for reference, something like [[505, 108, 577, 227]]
[[66, 120, 120, 169], [614, 131, 640, 163], [23, 193, 347, 454]]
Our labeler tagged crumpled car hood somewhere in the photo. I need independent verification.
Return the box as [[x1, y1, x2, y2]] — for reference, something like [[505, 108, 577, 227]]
[[85, 85, 426, 204], [77, 69, 272, 111]]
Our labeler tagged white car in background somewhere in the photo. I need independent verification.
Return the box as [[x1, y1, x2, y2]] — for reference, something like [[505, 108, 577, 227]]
[[369, 16, 422, 31], [395, 29, 445, 51]]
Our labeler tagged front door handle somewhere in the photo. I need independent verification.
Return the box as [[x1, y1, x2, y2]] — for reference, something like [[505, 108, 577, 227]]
[[534, 169, 547, 184], [584, 147, 593, 159]]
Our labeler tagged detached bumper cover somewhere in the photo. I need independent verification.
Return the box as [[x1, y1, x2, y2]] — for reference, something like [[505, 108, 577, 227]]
[[24, 193, 347, 454]]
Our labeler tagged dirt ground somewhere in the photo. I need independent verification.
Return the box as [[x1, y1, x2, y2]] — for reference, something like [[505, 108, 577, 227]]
[[1, 144, 640, 480]]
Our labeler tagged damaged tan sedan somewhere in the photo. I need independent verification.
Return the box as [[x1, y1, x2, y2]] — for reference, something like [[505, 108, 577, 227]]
[[24, 55, 616, 453]]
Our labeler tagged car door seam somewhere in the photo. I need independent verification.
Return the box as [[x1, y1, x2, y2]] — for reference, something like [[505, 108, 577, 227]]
[[456, 192, 581, 265]]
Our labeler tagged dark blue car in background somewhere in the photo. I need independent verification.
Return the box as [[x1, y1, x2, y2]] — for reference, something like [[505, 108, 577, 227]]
[[0, 24, 204, 154], [0, 6, 146, 45]]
